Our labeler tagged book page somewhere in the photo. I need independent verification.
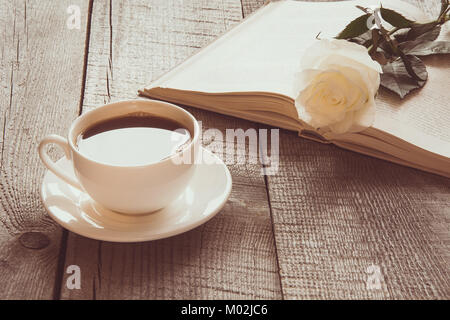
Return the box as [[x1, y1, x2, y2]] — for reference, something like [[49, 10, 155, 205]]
[[373, 24, 450, 159], [147, 0, 449, 163], [151, 0, 422, 98]]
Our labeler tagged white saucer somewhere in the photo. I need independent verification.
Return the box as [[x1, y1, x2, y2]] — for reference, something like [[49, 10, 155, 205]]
[[40, 147, 232, 242]]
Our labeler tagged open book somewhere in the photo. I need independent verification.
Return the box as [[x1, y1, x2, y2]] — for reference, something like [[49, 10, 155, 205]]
[[140, 0, 450, 178]]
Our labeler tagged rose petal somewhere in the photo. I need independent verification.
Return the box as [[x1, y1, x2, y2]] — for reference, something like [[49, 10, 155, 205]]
[[292, 69, 321, 95], [299, 39, 339, 70], [295, 39, 380, 134], [300, 39, 382, 74], [320, 57, 380, 96], [329, 113, 354, 134], [349, 96, 376, 132], [329, 39, 382, 74]]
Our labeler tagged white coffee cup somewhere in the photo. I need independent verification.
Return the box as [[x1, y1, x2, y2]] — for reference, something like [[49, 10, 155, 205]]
[[38, 100, 200, 214]]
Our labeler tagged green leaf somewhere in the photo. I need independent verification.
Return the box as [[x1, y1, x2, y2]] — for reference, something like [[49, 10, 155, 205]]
[[380, 7, 415, 28], [379, 39, 395, 56], [349, 30, 373, 47], [406, 22, 438, 40], [402, 41, 450, 56], [380, 55, 428, 98], [393, 28, 410, 42], [416, 26, 442, 42], [401, 54, 426, 81], [336, 14, 371, 39], [399, 27, 444, 55], [370, 50, 389, 65]]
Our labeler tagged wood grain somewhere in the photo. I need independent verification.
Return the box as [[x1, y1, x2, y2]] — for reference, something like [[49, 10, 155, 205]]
[[240, 0, 450, 299], [265, 133, 450, 299], [241, 0, 266, 16], [1, 0, 447, 300], [60, 0, 282, 299], [0, 0, 90, 299]]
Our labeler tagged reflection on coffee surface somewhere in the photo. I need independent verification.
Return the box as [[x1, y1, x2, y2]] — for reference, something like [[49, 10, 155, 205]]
[[77, 115, 191, 166]]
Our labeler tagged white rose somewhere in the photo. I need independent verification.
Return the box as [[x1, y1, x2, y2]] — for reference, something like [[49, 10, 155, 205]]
[[294, 39, 382, 134]]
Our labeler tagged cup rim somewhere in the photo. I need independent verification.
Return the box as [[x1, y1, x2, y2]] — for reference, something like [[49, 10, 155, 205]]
[[67, 99, 200, 168]]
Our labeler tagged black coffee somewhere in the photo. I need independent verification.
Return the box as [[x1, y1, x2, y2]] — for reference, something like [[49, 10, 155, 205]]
[[77, 114, 191, 166]]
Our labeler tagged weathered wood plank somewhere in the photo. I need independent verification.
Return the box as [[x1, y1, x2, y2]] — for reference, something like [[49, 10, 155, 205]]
[[266, 135, 450, 299], [60, 0, 282, 299], [241, 0, 450, 299], [241, 0, 266, 16], [0, 0, 90, 299]]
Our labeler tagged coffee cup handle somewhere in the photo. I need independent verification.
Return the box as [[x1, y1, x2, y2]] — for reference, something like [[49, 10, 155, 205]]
[[38, 134, 83, 190]]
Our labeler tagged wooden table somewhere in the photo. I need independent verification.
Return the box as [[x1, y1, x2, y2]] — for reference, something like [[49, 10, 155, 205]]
[[0, 0, 448, 300]]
